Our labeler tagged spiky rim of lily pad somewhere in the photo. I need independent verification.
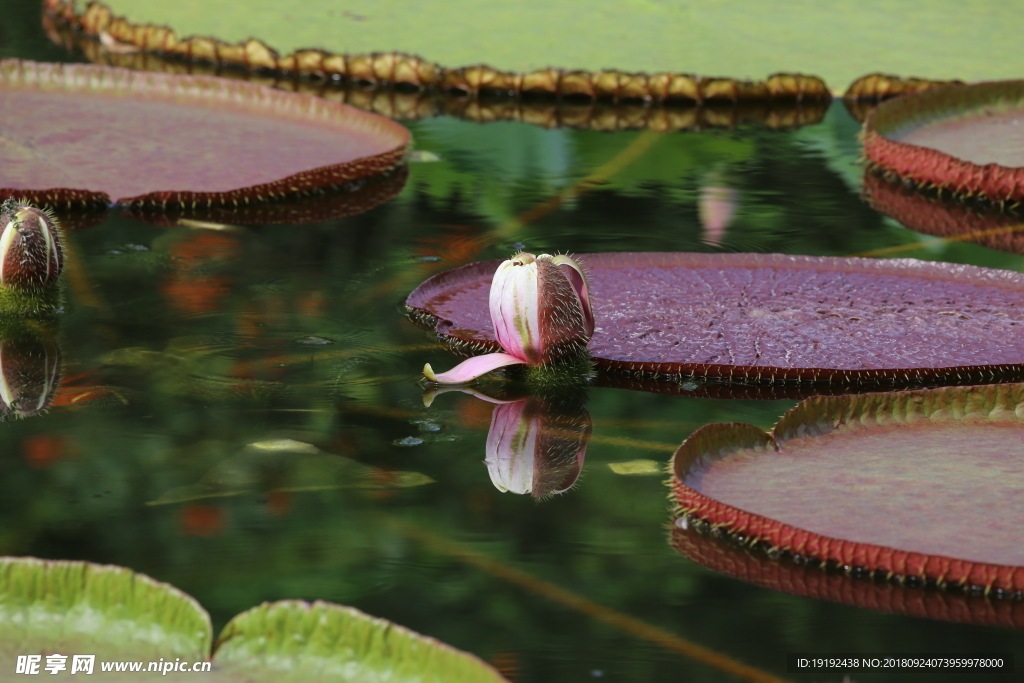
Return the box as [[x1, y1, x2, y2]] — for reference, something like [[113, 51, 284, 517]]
[[669, 518, 1024, 629], [0, 59, 409, 211], [406, 252, 1024, 387], [46, 0, 831, 105], [670, 383, 1024, 596], [863, 80, 1024, 204]]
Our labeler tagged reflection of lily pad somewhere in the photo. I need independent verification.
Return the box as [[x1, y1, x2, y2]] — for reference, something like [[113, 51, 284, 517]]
[[408, 252, 1024, 387], [864, 172, 1024, 255], [2, 557, 506, 682], [149, 441, 433, 505], [863, 80, 1024, 202], [47, 0, 1024, 95], [670, 520, 1024, 630], [671, 384, 1024, 595], [0, 59, 408, 211]]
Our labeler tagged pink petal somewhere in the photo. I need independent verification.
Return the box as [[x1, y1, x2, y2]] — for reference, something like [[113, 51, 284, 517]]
[[422, 353, 527, 384]]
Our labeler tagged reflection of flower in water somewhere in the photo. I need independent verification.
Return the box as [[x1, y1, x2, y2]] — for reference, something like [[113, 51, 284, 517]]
[[698, 172, 738, 248], [0, 330, 61, 419], [484, 397, 591, 498]]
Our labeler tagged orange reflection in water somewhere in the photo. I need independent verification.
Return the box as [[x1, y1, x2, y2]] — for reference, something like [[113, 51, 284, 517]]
[[178, 504, 226, 537], [23, 435, 73, 469]]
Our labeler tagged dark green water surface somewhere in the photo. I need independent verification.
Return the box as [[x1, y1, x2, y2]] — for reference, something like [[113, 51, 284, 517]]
[[3, 2, 1023, 681]]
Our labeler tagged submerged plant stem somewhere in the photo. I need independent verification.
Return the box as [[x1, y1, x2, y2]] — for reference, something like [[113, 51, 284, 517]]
[[385, 516, 791, 683]]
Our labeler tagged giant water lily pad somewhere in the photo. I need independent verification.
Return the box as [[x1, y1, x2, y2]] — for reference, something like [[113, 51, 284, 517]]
[[1, 557, 506, 682], [0, 60, 408, 211], [0, 557, 211, 665], [671, 383, 1024, 595], [52, 29, 833, 133], [407, 252, 1024, 386], [670, 520, 1024, 630], [863, 80, 1024, 203], [47, 0, 1024, 96]]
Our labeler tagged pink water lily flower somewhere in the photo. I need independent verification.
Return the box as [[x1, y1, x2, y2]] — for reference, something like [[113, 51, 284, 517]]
[[423, 252, 594, 384]]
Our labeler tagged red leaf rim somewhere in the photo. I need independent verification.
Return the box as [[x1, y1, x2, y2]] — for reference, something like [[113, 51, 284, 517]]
[[670, 522, 1024, 629], [0, 59, 409, 210], [406, 252, 1024, 386], [670, 383, 1024, 595], [864, 172, 1024, 255], [863, 80, 1024, 203]]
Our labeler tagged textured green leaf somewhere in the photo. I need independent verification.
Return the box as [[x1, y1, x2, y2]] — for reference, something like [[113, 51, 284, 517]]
[[96, 0, 1020, 90], [0, 557, 211, 664], [214, 600, 506, 682]]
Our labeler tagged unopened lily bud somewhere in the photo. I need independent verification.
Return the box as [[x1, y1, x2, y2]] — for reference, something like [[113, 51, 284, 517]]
[[0, 201, 65, 290], [423, 252, 594, 384]]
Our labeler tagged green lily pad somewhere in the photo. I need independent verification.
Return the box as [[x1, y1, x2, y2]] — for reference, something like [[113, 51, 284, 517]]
[[215, 600, 506, 682], [49, 0, 1024, 93], [0, 557, 211, 663], [1, 558, 506, 682]]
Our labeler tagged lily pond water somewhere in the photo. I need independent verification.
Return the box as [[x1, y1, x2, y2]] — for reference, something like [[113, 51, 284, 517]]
[[3, 2, 1024, 681]]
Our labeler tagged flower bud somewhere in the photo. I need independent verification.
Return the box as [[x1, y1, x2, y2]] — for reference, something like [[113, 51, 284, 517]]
[[0, 201, 65, 290], [423, 252, 593, 384]]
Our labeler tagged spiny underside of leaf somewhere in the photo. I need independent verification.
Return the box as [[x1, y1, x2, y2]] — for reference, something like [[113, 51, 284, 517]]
[[669, 520, 1024, 630], [863, 80, 1024, 203], [48, 0, 831, 106], [407, 252, 1024, 387], [670, 383, 1024, 596], [121, 164, 409, 226]]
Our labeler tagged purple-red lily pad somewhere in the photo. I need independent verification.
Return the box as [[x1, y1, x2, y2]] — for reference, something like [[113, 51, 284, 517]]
[[671, 383, 1024, 595], [407, 252, 1024, 386], [864, 172, 1024, 255], [0, 60, 409, 212], [670, 521, 1024, 630], [863, 80, 1024, 203]]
